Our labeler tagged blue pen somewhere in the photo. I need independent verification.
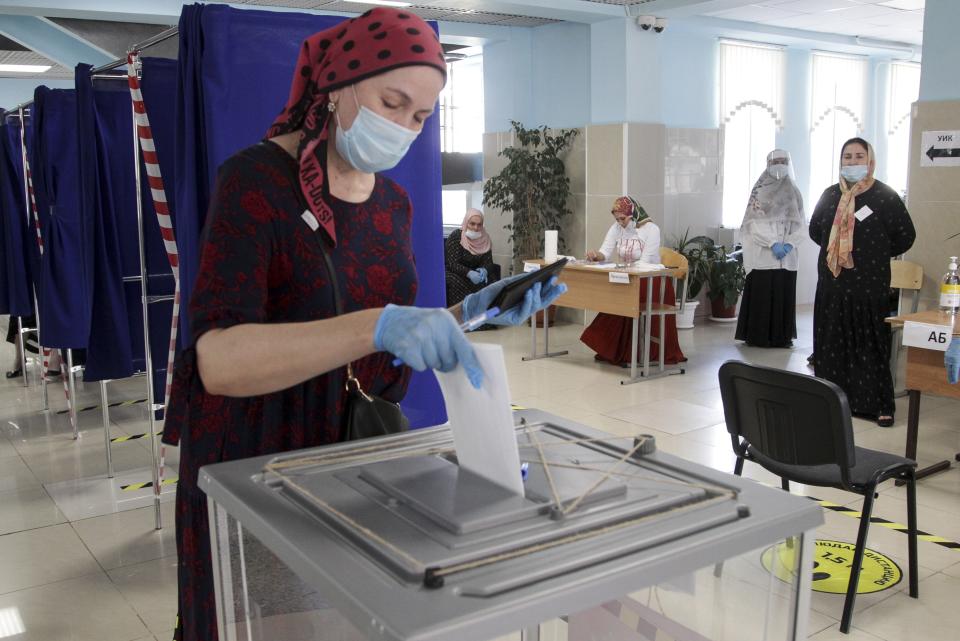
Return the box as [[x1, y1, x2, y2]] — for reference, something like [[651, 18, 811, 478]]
[[391, 307, 501, 367]]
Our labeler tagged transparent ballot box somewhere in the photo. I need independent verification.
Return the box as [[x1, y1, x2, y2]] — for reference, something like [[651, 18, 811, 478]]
[[201, 410, 823, 641]]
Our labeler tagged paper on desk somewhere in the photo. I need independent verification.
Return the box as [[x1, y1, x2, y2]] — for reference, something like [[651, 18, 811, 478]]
[[435, 343, 524, 495]]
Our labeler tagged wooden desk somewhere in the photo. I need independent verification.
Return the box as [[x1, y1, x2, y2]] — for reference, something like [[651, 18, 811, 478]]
[[886, 310, 960, 480], [525, 260, 685, 384]]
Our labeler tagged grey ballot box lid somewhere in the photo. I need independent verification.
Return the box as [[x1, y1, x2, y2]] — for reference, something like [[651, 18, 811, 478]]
[[199, 409, 823, 641]]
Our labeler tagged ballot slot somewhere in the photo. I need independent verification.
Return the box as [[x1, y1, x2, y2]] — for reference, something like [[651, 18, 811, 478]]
[[268, 421, 741, 589]]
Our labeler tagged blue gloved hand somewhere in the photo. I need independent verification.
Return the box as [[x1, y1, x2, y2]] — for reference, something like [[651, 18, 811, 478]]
[[467, 270, 483, 285], [374, 305, 483, 389], [477, 267, 488, 283], [946, 337, 960, 384], [781, 243, 793, 257], [462, 272, 568, 327], [771, 242, 785, 259]]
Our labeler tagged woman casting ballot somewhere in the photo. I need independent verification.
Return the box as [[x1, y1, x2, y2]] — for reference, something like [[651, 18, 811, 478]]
[[163, 9, 564, 641]]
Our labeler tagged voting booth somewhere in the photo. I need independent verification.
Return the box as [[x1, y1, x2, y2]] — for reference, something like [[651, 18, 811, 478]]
[[201, 410, 822, 641]]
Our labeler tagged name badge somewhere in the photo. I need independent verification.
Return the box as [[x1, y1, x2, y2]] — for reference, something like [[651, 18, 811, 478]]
[[903, 321, 953, 352], [609, 272, 630, 284], [523, 262, 540, 273], [301, 210, 319, 231], [854, 205, 873, 222]]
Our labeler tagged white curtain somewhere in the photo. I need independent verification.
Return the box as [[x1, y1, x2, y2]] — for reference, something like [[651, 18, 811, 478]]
[[719, 40, 785, 130], [808, 52, 868, 204], [719, 40, 784, 228], [885, 62, 920, 196]]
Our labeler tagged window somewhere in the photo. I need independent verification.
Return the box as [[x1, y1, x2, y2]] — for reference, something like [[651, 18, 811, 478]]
[[439, 55, 484, 153], [441, 189, 470, 227], [719, 40, 785, 228], [885, 62, 920, 197], [809, 52, 867, 204]]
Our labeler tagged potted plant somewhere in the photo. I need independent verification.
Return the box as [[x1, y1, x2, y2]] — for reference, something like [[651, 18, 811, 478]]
[[706, 245, 746, 321], [672, 230, 713, 328], [483, 121, 578, 326]]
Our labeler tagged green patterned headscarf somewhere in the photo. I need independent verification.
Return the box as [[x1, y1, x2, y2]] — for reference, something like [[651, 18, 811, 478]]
[[613, 196, 650, 226]]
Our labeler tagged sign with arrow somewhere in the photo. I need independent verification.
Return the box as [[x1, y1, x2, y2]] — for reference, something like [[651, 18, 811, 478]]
[[921, 130, 960, 167]]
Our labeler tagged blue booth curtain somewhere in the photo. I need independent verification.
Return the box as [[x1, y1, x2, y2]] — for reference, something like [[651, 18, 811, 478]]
[[77, 63, 178, 406], [175, 3, 448, 428], [31, 87, 91, 349], [0, 122, 34, 316]]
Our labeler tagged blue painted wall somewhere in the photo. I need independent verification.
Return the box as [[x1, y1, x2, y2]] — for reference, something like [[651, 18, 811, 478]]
[[482, 27, 533, 133], [919, 0, 960, 101], [656, 27, 718, 130], [531, 21, 590, 128], [0, 78, 72, 111], [590, 19, 627, 124]]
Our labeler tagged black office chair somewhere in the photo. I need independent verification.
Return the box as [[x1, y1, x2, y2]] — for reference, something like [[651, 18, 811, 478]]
[[718, 360, 918, 634]]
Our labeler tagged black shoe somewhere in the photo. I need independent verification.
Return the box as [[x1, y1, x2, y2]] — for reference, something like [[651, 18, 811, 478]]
[[877, 416, 895, 428], [45, 369, 61, 378], [5, 368, 22, 379]]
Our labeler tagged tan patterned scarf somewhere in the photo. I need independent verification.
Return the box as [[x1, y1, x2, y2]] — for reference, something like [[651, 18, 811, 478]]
[[826, 140, 875, 278]]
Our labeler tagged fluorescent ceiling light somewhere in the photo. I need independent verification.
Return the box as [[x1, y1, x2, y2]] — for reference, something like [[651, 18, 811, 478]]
[[0, 64, 51, 73], [340, 0, 413, 7], [0, 608, 25, 639]]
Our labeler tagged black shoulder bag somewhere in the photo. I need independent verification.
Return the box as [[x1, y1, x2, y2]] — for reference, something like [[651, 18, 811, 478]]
[[318, 242, 410, 441]]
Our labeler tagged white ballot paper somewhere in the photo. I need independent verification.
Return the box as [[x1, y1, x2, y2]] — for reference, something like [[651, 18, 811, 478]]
[[435, 343, 524, 495]]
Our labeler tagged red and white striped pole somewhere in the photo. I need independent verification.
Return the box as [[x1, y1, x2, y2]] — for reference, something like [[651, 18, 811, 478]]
[[126, 52, 180, 412], [127, 52, 181, 488], [19, 118, 77, 436]]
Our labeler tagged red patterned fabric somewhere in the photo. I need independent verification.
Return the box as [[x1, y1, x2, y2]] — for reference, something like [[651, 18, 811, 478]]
[[265, 7, 445, 245], [580, 279, 686, 365]]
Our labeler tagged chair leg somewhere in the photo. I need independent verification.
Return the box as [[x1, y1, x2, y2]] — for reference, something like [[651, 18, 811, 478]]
[[781, 477, 790, 492], [840, 486, 876, 634], [733, 456, 744, 476], [906, 473, 919, 599]]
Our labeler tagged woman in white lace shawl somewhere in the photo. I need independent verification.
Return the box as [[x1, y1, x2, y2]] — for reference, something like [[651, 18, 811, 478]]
[[735, 149, 807, 348]]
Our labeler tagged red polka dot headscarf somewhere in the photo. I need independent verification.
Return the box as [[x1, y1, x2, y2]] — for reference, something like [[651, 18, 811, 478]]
[[266, 7, 446, 244]]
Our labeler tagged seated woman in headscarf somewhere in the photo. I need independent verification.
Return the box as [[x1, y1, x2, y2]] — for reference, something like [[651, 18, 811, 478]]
[[735, 149, 807, 348], [580, 196, 685, 366], [445, 208, 499, 307]]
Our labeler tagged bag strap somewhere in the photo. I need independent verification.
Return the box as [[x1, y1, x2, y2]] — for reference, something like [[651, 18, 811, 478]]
[[314, 227, 370, 396]]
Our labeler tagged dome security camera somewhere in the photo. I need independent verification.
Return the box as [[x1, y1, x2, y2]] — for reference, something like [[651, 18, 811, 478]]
[[653, 17, 668, 33], [637, 15, 655, 30]]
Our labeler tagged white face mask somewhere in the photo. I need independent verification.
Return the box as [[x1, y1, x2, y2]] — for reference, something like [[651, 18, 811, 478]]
[[768, 165, 789, 180], [840, 164, 869, 183], [335, 85, 420, 174], [464, 230, 483, 240]]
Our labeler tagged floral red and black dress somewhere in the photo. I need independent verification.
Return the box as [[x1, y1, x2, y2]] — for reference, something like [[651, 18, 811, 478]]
[[165, 140, 416, 641]]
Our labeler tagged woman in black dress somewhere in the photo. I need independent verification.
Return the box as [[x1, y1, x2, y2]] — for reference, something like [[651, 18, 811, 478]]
[[164, 10, 564, 641], [445, 208, 497, 306], [809, 137, 915, 427]]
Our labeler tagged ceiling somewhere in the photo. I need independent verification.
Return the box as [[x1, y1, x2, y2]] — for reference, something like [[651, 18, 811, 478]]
[[703, 0, 925, 46], [0, 0, 928, 83], [221, 1, 561, 27], [0, 49, 70, 78]]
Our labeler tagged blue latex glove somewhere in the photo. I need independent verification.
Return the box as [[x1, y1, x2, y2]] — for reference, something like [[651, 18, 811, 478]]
[[477, 267, 488, 283], [461, 272, 568, 327], [771, 242, 786, 260], [946, 337, 960, 384], [781, 243, 793, 256], [466, 270, 483, 285], [374, 305, 483, 389]]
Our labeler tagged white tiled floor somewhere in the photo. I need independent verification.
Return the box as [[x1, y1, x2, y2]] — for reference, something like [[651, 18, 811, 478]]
[[0, 308, 958, 640]]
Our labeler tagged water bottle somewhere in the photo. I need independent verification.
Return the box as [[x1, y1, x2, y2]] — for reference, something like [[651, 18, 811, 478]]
[[940, 256, 960, 313]]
